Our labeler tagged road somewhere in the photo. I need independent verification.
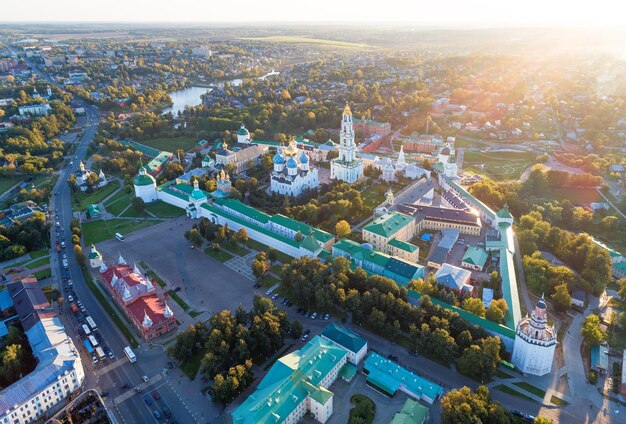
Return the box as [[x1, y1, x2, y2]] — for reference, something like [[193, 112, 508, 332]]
[[27, 58, 197, 423]]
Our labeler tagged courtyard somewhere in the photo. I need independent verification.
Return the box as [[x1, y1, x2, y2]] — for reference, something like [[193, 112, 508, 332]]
[[95, 217, 256, 318]]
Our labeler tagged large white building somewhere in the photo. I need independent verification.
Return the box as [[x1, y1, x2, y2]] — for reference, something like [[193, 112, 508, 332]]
[[270, 139, 319, 197], [18, 103, 51, 117], [331, 104, 364, 183], [0, 278, 85, 424], [133, 165, 158, 203], [511, 295, 557, 376]]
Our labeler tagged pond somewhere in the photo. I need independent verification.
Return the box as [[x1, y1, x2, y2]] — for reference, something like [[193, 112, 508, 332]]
[[161, 86, 211, 115]]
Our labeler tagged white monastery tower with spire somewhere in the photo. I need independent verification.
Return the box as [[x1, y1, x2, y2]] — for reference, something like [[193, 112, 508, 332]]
[[511, 295, 557, 376], [331, 103, 364, 183]]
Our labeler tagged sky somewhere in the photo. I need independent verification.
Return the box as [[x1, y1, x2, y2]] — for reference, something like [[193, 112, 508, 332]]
[[2, 0, 624, 27]]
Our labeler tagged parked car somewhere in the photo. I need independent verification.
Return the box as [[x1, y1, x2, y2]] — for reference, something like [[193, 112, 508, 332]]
[[304, 311, 309, 318], [324, 313, 330, 320], [265, 289, 272, 295], [151, 390, 160, 400], [142, 375, 149, 382], [271, 293, 279, 300], [310, 312, 318, 319], [108, 351, 115, 359], [301, 333, 309, 341], [387, 354, 399, 361], [153, 410, 161, 419]]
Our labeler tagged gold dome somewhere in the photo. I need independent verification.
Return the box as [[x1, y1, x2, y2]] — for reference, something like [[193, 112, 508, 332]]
[[343, 102, 352, 116], [284, 139, 298, 156]]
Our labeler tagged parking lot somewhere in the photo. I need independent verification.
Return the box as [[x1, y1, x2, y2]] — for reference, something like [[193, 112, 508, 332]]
[[95, 217, 256, 317]]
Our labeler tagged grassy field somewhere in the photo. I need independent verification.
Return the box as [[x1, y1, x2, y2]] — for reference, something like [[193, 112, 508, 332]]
[[138, 136, 197, 152], [204, 247, 233, 263], [513, 381, 546, 398], [258, 275, 280, 288], [104, 190, 132, 216], [145, 201, 185, 218], [180, 349, 205, 380], [494, 384, 535, 402], [0, 176, 25, 196], [168, 290, 190, 311], [246, 239, 293, 264], [33, 269, 52, 280], [541, 186, 601, 204], [81, 219, 158, 245], [464, 150, 538, 180], [495, 369, 514, 379], [73, 184, 119, 210], [25, 257, 50, 269], [240, 36, 371, 50], [550, 395, 569, 406], [222, 240, 248, 255]]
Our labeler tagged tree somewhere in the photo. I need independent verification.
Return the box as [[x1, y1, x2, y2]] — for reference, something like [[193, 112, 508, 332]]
[[252, 259, 268, 279], [74, 244, 84, 262], [188, 228, 203, 248], [235, 228, 248, 244], [581, 315, 605, 345], [462, 298, 486, 317], [485, 303, 504, 324], [131, 196, 145, 213], [551, 283, 571, 313], [441, 386, 494, 424], [335, 220, 351, 239], [533, 417, 554, 424], [617, 278, 626, 302], [267, 248, 278, 264], [457, 337, 501, 382]]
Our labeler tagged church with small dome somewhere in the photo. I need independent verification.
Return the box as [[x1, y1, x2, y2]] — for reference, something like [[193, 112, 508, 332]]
[[270, 138, 319, 197], [74, 161, 108, 192]]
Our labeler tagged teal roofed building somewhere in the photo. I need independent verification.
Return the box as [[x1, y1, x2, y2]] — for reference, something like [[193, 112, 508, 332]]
[[331, 239, 424, 287], [362, 211, 416, 253], [461, 246, 489, 271], [231, 336, 348, 424], [391, 399, 429, 424], [363, 352, 443, 404], [320, 323, 368, 365]]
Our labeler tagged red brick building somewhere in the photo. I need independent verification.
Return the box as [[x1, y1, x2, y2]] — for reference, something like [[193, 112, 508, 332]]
[[353, 117, 391, 138], [99, 259, 176, 340]]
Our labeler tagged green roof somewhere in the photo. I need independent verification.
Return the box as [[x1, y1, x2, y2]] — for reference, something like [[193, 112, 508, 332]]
[[269, 214, 334, 244], [214, 198, 271, 224], [232, 336, 346, 424], [145, 151, 172, 173], [160, 185, 189, 202], [364, 353, 443, 401], [391, 399, 429, 424], [614, 261, 626, 273], [86, 204, 101, 216], [237, 124, 249, 136], [321, 323, 367, 354], [462, 246, 488, 268], [190, 188, 207, 201], [134, 169, 155, 186], [388, 238, 418, 253], [363, 212, 414, 238], [300, 231, 321, 252], [591, 345, 609, 370], [339, 363, 357, 381], [497, 203, 513, 219]]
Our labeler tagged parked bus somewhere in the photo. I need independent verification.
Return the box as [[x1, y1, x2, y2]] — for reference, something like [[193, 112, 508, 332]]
[[88, 335, 98, 347], [86, 316, 97, 331], [83, 338, 94, 354], [95, 346, 106, 360], [115, 233, 125, 242], [82, 324, 91, 336], [124, 346, 136, 363]]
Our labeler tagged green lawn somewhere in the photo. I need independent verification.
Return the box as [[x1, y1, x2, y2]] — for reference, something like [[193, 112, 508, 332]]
[[72, 184, 119, 210], [494, 384, 535, 402], [550, 395, 569, 406], [180, 349, 205, 380], [223, 240, 248, 255], [168, 290, 190, 311], [495, 369, 515, 379], [0, 176, 25, 196], [138, 136, 197, 152], [120, 206, 150, 218], [104, 190, 132, 216], [145, 200, 185, 218], [246, 239, 293, 264], [258, 275, 280, 288], [81, 219, 158, 245], [33, 269, 52, 280], [464, 150, 538, 180], [204, 247, 233, 262], [541, 186, 601, 205], [29, 248, 49, 259], [513, 381, 546, 398], [25, 257, 50, 269]]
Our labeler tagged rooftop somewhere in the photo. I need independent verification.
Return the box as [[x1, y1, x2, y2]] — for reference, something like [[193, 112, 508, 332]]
[[363, 212, 414, 238], [462, 246, 489, 268], [321, 323, 367, 354]]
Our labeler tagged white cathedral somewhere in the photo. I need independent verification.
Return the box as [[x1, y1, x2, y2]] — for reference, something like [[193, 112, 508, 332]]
[[331, 103, 364, 183], [270, 139, 319, 197], [511, 295, 557, 376]]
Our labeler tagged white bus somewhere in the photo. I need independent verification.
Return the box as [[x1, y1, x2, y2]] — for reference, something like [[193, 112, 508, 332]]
[[82, 324, 91, 335], [88, 335, 99, 347], [95, 346, 106, 360], [124, 346, 136, 363], [86, 316, 97, 331], [115, 233, 125, 242]]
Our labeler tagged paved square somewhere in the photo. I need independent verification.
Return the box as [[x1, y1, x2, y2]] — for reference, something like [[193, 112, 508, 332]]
[[224, 252, 257, 281], [96, 218, 256, 317]]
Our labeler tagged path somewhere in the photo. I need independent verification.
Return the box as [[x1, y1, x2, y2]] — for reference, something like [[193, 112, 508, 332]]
[[597, 189, 626, 220]]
